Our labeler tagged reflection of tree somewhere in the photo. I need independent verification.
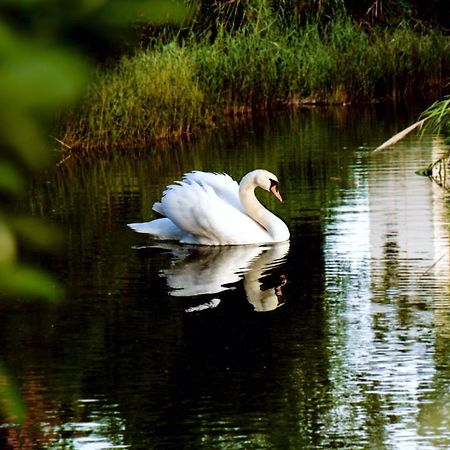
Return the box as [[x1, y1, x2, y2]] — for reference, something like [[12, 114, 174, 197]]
[[417, 334, 450, 447], [416, 145, 450, 444], [1, 371, 130, 449], [381, 232, 400, 291]]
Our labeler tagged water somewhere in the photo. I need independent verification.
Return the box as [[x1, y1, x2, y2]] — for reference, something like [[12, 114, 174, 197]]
[[1, 106, 449, 449]]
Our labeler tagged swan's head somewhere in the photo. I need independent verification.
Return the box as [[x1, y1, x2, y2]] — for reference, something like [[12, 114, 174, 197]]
[[245, 169, 283, 202]]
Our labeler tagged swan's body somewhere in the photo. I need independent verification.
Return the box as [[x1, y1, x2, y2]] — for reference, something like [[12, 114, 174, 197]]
[[128, 169, 290, 246]]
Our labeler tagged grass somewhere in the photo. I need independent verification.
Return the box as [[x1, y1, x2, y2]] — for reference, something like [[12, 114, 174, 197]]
[[58, 17, 450, 151], [60, 44, 206, 150]]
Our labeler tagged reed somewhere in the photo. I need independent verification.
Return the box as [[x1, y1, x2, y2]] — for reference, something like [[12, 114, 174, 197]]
[[194, 18, 449, 106], [420, 96, 450, 136]]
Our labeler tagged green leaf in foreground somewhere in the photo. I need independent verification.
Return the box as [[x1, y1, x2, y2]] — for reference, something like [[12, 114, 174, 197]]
[[0, 265, 63, 302]]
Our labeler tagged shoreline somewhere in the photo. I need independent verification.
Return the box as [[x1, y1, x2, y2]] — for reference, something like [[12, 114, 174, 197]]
[[57, 19, 450, 154]]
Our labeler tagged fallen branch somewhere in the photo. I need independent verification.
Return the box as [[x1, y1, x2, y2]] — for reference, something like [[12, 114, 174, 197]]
[[372, 118, 427, 153]]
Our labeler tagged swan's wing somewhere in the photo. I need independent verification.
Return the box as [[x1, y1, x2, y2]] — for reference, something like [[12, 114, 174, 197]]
[[182, 171, 243, 212], [152, 201, 164, 215], [152, 172, 241, 216], [160, 180, 271, 245]]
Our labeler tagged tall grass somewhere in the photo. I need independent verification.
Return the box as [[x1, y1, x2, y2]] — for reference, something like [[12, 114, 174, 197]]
[[59, 15, 450, 151], [371, 24, 448, 101], [60, 44, 206, 150], [193, 25, 290, 109]]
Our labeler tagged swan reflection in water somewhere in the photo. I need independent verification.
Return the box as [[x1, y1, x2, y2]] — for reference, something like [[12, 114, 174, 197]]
[[142, 241, 289, 312]]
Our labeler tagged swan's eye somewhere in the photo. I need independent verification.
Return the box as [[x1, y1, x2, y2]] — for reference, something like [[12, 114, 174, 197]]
[[269, 178, 279, 192]]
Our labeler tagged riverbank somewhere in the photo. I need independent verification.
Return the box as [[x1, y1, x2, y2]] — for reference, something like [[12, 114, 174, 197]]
[[58, 17, 450, 152]]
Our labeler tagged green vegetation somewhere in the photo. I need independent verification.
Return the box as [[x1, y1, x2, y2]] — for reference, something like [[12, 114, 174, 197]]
[[59, 2, 450, 151], [0, 0, 187, 424], [0, 0, 186, 301], [60, 44, 206, 151], [420, 95, 450, 140]]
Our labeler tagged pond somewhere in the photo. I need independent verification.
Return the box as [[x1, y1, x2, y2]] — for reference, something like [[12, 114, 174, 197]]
[[1, 106, 449, 449]]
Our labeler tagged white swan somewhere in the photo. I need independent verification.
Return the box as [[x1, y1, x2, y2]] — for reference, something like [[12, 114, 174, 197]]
[[128, 169, 290, 246]]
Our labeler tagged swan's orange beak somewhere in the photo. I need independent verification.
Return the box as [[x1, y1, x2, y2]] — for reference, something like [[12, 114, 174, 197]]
[[270, 185, 283, 202]]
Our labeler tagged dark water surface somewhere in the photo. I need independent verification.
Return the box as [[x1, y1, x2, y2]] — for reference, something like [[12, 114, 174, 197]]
[[1, 107, 449, 449]]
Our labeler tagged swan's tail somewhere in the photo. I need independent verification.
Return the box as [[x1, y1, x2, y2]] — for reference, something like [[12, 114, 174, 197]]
[[128, 218, 183, 240], [127, 221, 156, 234]]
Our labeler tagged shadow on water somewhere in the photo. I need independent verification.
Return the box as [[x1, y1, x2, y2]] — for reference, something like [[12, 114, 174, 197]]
[[1, 105, 449, 449]]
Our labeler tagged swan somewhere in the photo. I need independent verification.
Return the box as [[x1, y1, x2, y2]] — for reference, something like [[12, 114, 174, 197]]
[[128, 169, 290, 246]]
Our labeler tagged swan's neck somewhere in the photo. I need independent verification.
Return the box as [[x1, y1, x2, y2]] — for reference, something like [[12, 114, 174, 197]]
[[239, 181, 288, 241]]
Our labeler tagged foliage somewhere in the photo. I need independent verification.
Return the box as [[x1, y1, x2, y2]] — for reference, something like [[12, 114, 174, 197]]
[[420, 96, 450, 138], [372, 95, 450, 153], [0, 15, 87, 303], [0, 0, 187, 295], [0, 0, 187, 425]]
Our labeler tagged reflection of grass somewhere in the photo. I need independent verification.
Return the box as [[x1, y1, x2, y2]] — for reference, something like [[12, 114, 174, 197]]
[[59, 18, 450, 151]]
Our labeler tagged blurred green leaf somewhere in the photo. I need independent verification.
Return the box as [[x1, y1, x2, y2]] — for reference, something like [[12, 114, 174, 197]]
[[0, 111, 51, 169], [0, 160, 25, 195], [0, 22, 90, 170], [0, 219, 16, 264], [0, 264, 63, 302], [0, 19, 15, 50], [0, 1, 188, 304], [0, 46, 89, 113], [0, 363, 25, 424], [13, 216, 63, 252]]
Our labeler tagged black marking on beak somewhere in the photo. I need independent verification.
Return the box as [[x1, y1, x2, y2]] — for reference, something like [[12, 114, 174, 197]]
[[269, 178, 283, 201], [269, 178, 279, 192]]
